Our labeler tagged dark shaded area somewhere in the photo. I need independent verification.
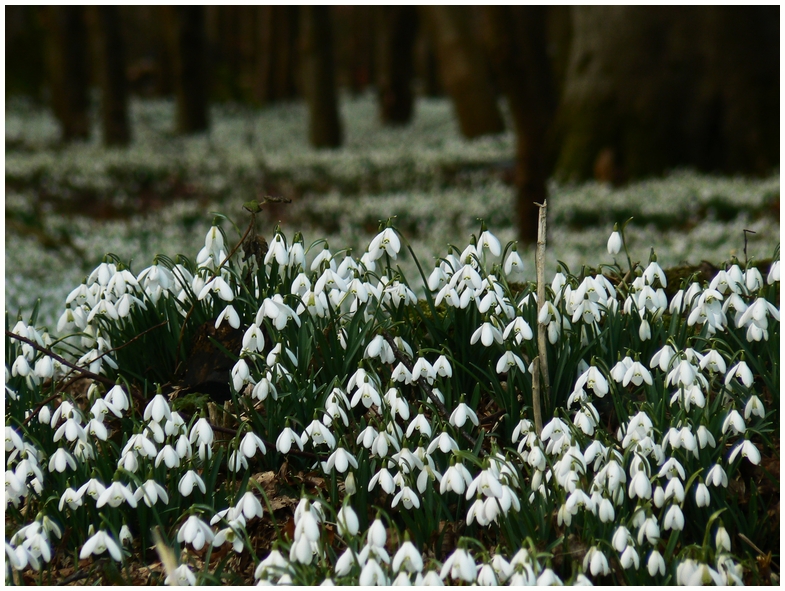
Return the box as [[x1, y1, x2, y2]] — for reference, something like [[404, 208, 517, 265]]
[[88, 6, 130, 146], [5, 5, 779, 243]]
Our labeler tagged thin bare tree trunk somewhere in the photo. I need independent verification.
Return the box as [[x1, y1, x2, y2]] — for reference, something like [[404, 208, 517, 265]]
[[421, 6, 504, 138], [481, 7, 557, 243], [256, 6, 300, 104], [300, 6, 342, 148], [89, 6, 130, 146], [42, 6, 91, 142], [171, 6, 209, 134], [375, 6, 418, 125]]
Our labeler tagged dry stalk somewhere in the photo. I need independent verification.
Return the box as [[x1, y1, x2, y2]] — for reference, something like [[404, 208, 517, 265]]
[[534, 200, 550, 434]]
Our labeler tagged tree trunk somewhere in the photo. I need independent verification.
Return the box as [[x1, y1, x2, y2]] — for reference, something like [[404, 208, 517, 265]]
[[554, 6, 779, 181], [256, 6, 300, 104], [481, 7, 557, 244], [348, 7, 375, 94], [88, 6, 131, 146], [42, 6, 91, 142], [375, 6, 418, 125], [414, 29, 442, 97], [170, 6, 209, 134], [421, 6, 505, 138], [6, 7, 47, 99], [300, 6, 342, 148]]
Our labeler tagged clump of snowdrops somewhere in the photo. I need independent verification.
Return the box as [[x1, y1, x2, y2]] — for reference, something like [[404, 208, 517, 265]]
[[5, 209, 780, 585]]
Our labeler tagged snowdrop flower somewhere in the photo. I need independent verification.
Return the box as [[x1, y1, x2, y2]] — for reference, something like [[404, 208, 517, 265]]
[[643, 259, 667, 288], [105, 384, 130, 413], [48, 448, 77, 473], [368, 228, 401, 260], [623, 360, 653, 387], [728, 439, 761, 465], [303, 418, 336, 449], [336, 504, 359, 537], [725, 360, 754, 388], [179, 470, 206, 496], [178, 515, 215, 551], [405, 411, 433, 439], [369, 467, 396, 494], [637, 516, 660, 545], [477, 228, 501, 257], [610, 356, 634, 382], [275, 421, 303, 454], [715, 525, 731, 552], [694, 482, 711, 507], [612, 526, 632, 553], [705, 464, 728, 488], [663, 505, 685, 531], [97, 481, 137, 509], [240, 431, 267, 458], [449, 400, 479, 428], [134, 479, 169, 507], [76, 478, 106, 502], [325, 447, 358, 473], [744, 395, 765, 420], [80, 530, 122, 562], [767, 260, 780, 284], [496, 350, 526, 374], [575, 365, 609, 398], [198, 276, 234, 302], [432, 355, 452, 378], [699, 350, 727, 374], [215, 304, 240, 329], [427, 431, 458, 455], [189, 418, 214, 447], [583, 546, 610, 577], [392, 486, 420, 510], [384, 388, 409, 421], [686, 563, 723, 586], [236, 491, 264, 520], [503, 248, 525, 281], [441, 547, 477, 583], [359, 558, 388, 585], [440, 462, 473, 495], [470, 322, 503, 347], [721, 410, 746, 435], [144, 394, 172, 424], [647, 550, 666, 577], [628, 470, 652, 500], [536, 569, 562, 585], [607, 228, 622, 255]]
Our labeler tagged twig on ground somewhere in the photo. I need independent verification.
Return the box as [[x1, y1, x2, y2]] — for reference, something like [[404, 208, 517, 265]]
[[381, 331, 484, 455]]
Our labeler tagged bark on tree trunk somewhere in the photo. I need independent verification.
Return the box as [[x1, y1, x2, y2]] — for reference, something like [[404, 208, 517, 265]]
[[89, 6, 131, 146], [554, 6, 779, 181], [375, 6, 418, 125], [256, 6, 300, 104], [171, 6, 209, 134], [42, 6, 91, 142], [421, 6, 505, 138], [414, 30, 442, 97], [481, 7, 557, 244], [300, 6, 342, 148]]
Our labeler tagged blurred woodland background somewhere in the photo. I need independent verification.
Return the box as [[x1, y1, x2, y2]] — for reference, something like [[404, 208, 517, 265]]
[[5, 5, 780, 242]]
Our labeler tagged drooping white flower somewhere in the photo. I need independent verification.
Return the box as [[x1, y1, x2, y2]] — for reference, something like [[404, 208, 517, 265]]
[[178, 515, 215, 551], [607, 230, 622, 255], [728, 439, 761, 465], [80, 530, 122, 562]]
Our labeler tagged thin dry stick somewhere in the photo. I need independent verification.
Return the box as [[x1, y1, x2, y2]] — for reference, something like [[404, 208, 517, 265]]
[[381, 331, 483, 455], [534, 200, 550, 435], [531, 356, 542, 435], [7, 331, 118, 389], [57, 320, 168, 385]]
